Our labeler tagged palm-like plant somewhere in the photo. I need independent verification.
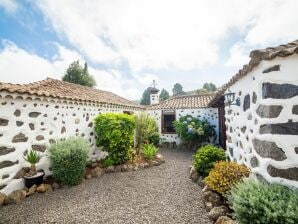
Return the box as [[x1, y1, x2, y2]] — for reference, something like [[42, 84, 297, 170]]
[[24, 150, 41, 175]]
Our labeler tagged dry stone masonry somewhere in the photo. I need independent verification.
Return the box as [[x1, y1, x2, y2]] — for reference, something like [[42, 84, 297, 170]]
[[225, 54, 298, 188]]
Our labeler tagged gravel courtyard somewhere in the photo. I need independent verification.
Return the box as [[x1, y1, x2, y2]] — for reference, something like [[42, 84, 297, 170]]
[[0, 148, 211, 224]]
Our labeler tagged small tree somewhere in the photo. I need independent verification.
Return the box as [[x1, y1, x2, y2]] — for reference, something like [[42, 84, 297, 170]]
[[140, 87, 151, 105], [62, 60, 96, 88], [135, 113, 160, 153], [172, 83, 185, 96], [159, 89, 170, 101], [203, 82, 217, 91]]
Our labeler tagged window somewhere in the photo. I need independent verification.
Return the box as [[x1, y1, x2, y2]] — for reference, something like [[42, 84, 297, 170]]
[[123, 111, 133, 115], [162, 110, 176, 134]]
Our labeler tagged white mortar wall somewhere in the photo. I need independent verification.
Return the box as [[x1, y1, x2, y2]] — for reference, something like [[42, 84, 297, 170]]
[[0, 92, 142, 195], [225, 54, 298, 188], [147, 108, 218, 145]]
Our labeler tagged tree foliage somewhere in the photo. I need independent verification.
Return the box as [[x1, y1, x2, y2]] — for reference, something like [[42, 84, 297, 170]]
[[62, 60, 96, 88], [140, 87, 151, 105], [172, 83, 185, 96], [159, 89, 170, 101], [197, 82, 217, 94]]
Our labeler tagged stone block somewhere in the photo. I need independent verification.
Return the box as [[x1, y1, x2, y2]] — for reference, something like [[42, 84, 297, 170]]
[[260, 120, 298, 135], [267, 165, 298, 181], [263, 83, 298, 99], [12, 133, 28, 142], [256, 105, 283, 118], [252, 139, 286, 161]]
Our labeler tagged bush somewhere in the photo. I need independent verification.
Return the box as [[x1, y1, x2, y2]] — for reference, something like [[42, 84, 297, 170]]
[[94, 113, 135, 165], [173, 115, 216, 147], [192, 145, 226, 177], [228, 180, 298, 224], [205, 161, 250, 194], [103, 156, 115, 167], [48, 137, 88, 185], [142, 143, 159, 160], [135, 113, 160, 151]]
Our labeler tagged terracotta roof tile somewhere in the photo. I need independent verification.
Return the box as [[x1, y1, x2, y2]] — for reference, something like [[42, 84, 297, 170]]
[[147, 93, 216, 110], [0, 78, 144, 109], [209, 39, 298, 106]]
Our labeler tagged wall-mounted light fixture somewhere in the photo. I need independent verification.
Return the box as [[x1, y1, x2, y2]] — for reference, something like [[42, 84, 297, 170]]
[[224, 90, 240, 107]]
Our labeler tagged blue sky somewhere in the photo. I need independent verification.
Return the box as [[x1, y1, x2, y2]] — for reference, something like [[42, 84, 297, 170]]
[[0, 0, 297, 100]]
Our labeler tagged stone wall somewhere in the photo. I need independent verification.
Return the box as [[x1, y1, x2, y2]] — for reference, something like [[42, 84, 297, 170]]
[[225, 54, 298, 188], [147, 108, 218, 145], [0, 91, 141, 195]]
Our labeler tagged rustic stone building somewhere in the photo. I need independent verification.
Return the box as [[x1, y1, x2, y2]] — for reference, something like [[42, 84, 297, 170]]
[[0, 78, 144, 194], [147, 94, 219, 145], [209, 39, 298, 188]]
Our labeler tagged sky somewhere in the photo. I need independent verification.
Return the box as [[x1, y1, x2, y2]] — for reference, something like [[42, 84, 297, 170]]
[[0, 0, 297, 100]]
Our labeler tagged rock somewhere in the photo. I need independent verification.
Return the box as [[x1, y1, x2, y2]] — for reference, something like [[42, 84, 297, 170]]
[[197, 176, 204, 187], [133, 165, 139, 171], [152, 160, 160, 166], [156, 154, 165, 163], [115, 165, 122, 172], [189, 167, 199, 183], [252, 138, 286, 161], [0, 146, 15, 156], [267, 165, 298, 181], [256, 105, 283, 118], [203, 191, 223, 211], [0, 160, 18, 169], [106, 166, 115, 173], [44, 184, 53, 192], [243, 94, 250, 112], [202, 185, 212, 193], [32, 144, 47, 152], [91, 162, 97, 168], [29, 112, 41, 118], [121, 164, 128, 172], [0, 118, 9, 126], [14, 167, 31, 179], [260, 121, 298, 135], [293, 105, 298, 115], [127, 164, 133, 172], [27, 184, 37, 196], [37, 184, 46, 193], [138, 163, 145, 169], [215, 216, 236, 224], [208, 206, 229, 221], [0, 192, 6, 206], [52, 182, 60, 189], [262, 83, 298, 99], [143, 162, 150, 168], [86, 174, 92, 179], [12, 133, 28, 143], [4, 190, 26, 204], [252, 92, 257, 104], [14, 109, 21, 117], [92, 167, 105, 177]]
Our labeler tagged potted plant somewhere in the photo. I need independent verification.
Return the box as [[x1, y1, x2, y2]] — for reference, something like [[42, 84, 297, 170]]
[[23, 150, 44, 188]]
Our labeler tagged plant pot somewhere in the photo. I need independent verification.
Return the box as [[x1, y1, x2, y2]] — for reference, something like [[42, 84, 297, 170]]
[[23, 171, 45, 188]]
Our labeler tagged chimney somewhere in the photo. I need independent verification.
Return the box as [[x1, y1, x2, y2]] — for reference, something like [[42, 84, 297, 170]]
[[150, 80, 159, 105]]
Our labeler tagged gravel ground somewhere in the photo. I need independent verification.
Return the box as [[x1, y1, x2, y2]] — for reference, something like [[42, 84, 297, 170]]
[[0, 148, 211, 224]]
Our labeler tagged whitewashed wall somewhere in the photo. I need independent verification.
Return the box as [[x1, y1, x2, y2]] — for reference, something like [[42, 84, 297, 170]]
[[225, 54, 298, 188], [0, 92, 141, 195], [147, 108, 218, 145]]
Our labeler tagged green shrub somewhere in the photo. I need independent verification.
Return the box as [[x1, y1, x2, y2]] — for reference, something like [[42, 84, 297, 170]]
[[173, 115, 216, 146], [142, 143, 159, 160], [94, 113, 135, 165], [192, 144, 226, 176], [135, 113, 160, 152], [48, 137, 88, 185], [103, 156, 115, 167], [205, 161, 250, 195], [228, 180, 298, 224]]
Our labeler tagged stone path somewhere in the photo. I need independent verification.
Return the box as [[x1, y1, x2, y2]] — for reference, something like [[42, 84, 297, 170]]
[[0, 148, 211, 224]]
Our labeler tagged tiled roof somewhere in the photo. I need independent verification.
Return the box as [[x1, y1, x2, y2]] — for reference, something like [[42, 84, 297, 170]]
[[147, 93, 216, 110], [209, 39, 298, 106], [0, 78, 144, 109]]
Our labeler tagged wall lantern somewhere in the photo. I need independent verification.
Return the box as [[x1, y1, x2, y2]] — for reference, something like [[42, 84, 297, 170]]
[[224, 90, 240, 107]]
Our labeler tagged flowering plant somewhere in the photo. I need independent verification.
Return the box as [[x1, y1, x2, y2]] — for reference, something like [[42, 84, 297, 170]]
[[173, 115, 216, 146]]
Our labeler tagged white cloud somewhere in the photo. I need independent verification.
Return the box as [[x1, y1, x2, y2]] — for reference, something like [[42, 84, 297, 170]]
[[32, 0, 298, 73], [0, 40, 143, 99], [0, 0, 18, 14], [225, 43, 249, 67]]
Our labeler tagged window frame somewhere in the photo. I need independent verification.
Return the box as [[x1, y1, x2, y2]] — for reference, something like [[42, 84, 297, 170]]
[[161, 110, 176, 134]]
